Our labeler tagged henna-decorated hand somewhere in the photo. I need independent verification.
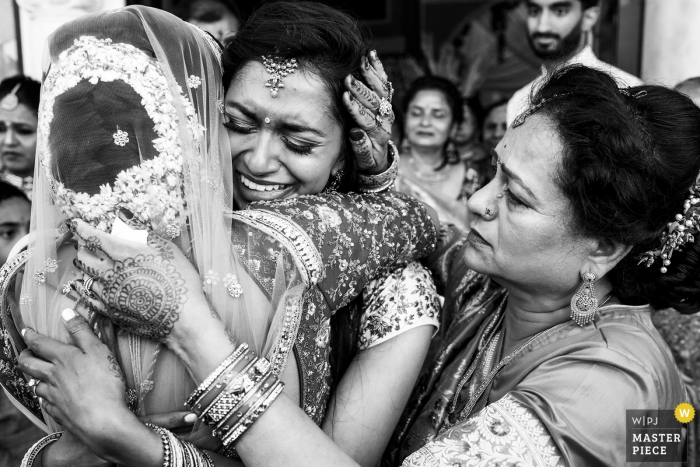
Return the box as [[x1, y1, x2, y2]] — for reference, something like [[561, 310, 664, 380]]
[[70, 219, 219, 347], [18, 310, 130, 455], [343, 50, 395, 175]]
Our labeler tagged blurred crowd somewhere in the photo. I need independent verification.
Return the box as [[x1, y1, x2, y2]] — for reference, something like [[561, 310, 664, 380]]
[[1, 0, 699, 465]]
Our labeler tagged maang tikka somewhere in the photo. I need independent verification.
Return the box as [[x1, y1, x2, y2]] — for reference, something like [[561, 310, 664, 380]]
[[570, 271, 598, 326], [261, 55, 298, 97], [0, 83, 21, 111]]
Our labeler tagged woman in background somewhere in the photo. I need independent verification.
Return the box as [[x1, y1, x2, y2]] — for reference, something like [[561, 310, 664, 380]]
[[396, 77, 485, 231], [0, 76, 40, 199]]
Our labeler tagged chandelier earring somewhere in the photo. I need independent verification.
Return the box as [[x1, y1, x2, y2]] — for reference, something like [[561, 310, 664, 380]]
[[327, 169, 345, 192], [570, 271, 598, 326]]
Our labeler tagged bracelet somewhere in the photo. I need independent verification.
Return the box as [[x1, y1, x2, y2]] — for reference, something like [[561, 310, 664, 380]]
[[20, 432, 63, 467], [185, 343, 249, 407], [146, 423, 173, 467], [221, 381, 285, 446], [147, 423, 214, 467], [357, 140, 400, 193], [206, 357, 272, 425], [199, 351, 261, 422], [192, 347, 256, 417], [214, 372, 277, 437]]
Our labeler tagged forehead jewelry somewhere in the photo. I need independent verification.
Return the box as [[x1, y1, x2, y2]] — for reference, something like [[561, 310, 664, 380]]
[[113, 126, 129, 146], [261, 55, 298, 98], [0, 83, 21, 111]]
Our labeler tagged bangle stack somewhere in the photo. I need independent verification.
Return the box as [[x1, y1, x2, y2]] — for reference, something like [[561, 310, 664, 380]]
[[146, 423, 214, 467], [186, 344, 284, 448], [357, 141, 400, 193], [20, 432, 63, 467]]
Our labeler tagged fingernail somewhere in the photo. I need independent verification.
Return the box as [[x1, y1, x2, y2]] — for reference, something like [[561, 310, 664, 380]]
[[349, 129, 364, 141], [118, 208, 134, 221], [350, 75, 356, 85], [62, 308, 77, 321], [184, 413, 197, 423], [370, 50, 378, 60], [21, 328, 27, 337]]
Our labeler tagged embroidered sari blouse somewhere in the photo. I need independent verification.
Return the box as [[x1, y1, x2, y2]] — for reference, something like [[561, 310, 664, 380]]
[[231, 191, 439, 424], [387, 225, 687, 467]]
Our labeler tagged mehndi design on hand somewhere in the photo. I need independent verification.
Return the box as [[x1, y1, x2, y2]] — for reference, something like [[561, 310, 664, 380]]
[[101, 254, 187, 340]]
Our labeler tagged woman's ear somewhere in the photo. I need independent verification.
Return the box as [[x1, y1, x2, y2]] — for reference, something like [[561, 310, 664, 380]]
[[586, 238, 632, 279]]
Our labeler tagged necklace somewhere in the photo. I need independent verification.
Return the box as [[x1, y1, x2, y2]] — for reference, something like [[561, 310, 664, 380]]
[[407, 155, 449, 184], [446, 318, 570, 427]]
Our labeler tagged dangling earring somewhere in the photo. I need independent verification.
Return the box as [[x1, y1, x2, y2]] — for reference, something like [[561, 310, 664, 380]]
[[327, 169, 344, 192], [570, 271, 598, 326], [445, 139, 459, 163]]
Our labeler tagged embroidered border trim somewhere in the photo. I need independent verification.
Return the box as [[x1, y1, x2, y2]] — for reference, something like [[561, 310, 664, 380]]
[[230, 210, 324, 287], [0, 251, 44, 422], [268, 295, 304, 378]]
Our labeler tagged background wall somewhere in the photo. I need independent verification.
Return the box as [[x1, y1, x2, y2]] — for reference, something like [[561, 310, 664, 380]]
[[642, 0, 700, 86]]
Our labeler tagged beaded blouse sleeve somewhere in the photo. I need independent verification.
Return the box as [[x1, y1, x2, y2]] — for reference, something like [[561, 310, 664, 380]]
[[237, 191, 438, 310]]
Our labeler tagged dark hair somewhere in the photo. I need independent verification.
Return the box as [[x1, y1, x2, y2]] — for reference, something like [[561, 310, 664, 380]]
[[0, 180, 29, 204], [223, 1, 369, 389], [580, 0, 601, 10], [533, 65, 700, 313], [223, 0, 370, 194], [0, 76, 41, 114], [173, 0, 242, 23], [401, 75, 464, 168]]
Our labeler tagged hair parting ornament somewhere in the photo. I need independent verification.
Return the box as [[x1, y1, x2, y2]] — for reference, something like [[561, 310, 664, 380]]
[[639, 173, 700, 273], [261, 55, 298, 97]]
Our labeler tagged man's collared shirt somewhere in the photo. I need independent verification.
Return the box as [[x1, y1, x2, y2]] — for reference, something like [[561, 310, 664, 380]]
[[506, 45, 644, 126]]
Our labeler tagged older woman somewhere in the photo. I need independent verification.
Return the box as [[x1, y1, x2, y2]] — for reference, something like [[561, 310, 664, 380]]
[[20, 65, 695, 466]]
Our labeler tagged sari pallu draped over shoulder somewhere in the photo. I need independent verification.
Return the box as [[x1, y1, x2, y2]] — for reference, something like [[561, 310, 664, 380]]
[[385, 225, 688, 467]]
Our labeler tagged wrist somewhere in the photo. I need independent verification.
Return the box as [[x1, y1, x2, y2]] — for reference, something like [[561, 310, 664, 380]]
[[167, 304, 237, 383], [94, 411, 161, 467]]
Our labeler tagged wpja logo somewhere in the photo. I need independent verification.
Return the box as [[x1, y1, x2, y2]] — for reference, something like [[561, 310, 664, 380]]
[[626, 406, 691, 463]]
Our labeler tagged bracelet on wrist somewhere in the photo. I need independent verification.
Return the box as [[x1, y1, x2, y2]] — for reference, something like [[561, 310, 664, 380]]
[[21, 432, 63, 467], [186, 346, 284, 449], [357, 141, 400, 193], [146, 423, 214, 467]]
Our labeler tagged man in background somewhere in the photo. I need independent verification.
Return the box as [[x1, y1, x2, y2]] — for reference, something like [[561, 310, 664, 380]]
[[174, 0, 242, 43], [507, 0, 642, 125]]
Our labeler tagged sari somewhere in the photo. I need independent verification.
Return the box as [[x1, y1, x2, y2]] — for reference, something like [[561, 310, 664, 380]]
[[385, 226, 688, 467]]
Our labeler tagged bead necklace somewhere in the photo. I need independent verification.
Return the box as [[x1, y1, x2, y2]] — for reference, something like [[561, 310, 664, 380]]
[[407, 155, 449, 184]]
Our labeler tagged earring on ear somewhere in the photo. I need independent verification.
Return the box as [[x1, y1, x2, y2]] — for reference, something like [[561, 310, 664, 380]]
[[327, 169, 345, 192], [570, 271, 598, 326]]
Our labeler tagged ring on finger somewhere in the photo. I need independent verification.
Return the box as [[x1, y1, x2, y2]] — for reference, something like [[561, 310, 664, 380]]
[[368, 114, 383, 133], [83, 277, 95, 299], [378, 97, 392, 117], [386, 81, 394, 102], [28, 378, 40, 397]]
